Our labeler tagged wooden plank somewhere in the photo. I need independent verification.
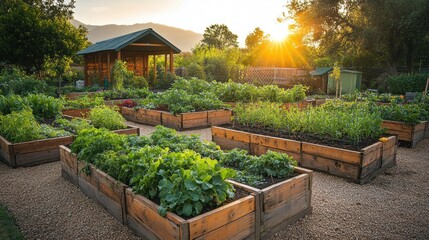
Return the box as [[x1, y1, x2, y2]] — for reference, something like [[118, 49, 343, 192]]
[[358, 158, 395, 184], [0, 148, 13, 167], [194, 213, 255, 240], [96, 168, 126, 224], [382, 136, 397, 150], [260, 206, 312, 240], [382, 120, 414, 131], [182, 118, 208, 129], [15, 149, 60, 167], [212, 136, 250, 152], [362, 143, 382, 167], [301, 153, 360, 180], [0, 135, 13, 155], [13, 136, 73, 154], [250, 134, 301, 154], [113, 127, 140, 136], [301, 142, 361, 165], [251, 143, 302, 159], [121, 107, 137, 122], [382, 146, 396, 167], [211, 127, 251, 143], [208, 116, 232, 126], [62, 109, 91, 118], [78, 162, 99, 201], [425, 122, 429, 139], [125, 188, 181, 240], [262, 191, 310, 232], [263, 174, 309, 212], [360, 158, 382, 179], [188, 195, 255, 239], [207, 109, 232, 118], [60, 145, 78, 175], [411, 130, 425, 148], [162, 112, 182, 130], [181, 111, 208, 121], [126, 215, 161, 240], [136, 109, 162, 126]]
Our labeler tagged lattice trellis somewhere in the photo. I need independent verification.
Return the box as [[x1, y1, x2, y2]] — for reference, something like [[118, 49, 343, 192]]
[[238, 67, 309, 86]]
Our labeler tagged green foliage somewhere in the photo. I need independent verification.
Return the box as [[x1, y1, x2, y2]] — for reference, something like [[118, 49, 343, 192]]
[[378, 103, 429, 124], [61, 85, 101, 94], [88, 105, 126, 130], [388, 73, 429, 94], [63, 96, 105, 110], [0, 68, 56, 96], [0, 95, 26, 115], [201, 24, 238, 50], [129, 75, 149, 89], [0, 110, 43, 143], [186, 62, 205, 79], [170, 78, 308, 104], [24, 94, 63, 120], [342, 91, 405, 104], [95, 88, 151, 100], [203, 56, 229, 82], [234, 101, 384, 145], [112, 60, 133, 90], [138, 88, 225, 114], [246, 151, 297, 178], [0, 0, 87, 74], [245, 27, 269, 51], [55, 117, 92, 134], [0, 204, 25, 240]]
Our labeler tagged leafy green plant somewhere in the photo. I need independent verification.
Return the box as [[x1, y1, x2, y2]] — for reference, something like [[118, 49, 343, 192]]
[[88, 105, 126, 130], [0, 68, 56, 96], [0, 110, 43, 143], [63, 96, 105, 110], [112, 60, 133, 90], [0, 95, 26, 115], [55, 117, 92, 134], [378, 103, 429, 124], [95, 88, 151, 100], [24, 94, 63, 120], [388, 73, 429, 94]]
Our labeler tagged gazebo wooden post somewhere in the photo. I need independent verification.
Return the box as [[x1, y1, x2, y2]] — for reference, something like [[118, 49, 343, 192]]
[[117, 50, 121, 60], [153, 55, 157, 80], [164, 54, 168, 78], [83, 55, 88, 86], [169, 50, 174, 74], [98, 54, 102, 84], [107, 52, 111, 83]]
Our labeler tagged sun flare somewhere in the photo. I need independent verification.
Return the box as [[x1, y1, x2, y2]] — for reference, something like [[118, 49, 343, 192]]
[[267, 23, 290, 42]]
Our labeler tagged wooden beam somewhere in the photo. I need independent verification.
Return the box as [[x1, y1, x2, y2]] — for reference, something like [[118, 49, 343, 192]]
[[129, 43, 166, 47], [84, 55, 88, 86], [107, 53, 111, 84], [98, 53, 102, 84], [153, 55, 157, 80], [169, 50, 174, 74], [117, 50, 121, 60], [164, 54, 168, 78]]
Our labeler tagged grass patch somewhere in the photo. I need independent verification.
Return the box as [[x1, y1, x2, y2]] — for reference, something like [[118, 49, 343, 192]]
[[0, 204, 25, 240]]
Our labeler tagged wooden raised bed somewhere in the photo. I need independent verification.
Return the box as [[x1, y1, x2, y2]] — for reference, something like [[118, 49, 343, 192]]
[[60, 145, 258, 240], [0, 127, 139, 168], [228, 167, 313, 239], [212, 126, 397, 184], [62, 108, 91, 118], [121, 107, 232, 130], [382, 120, 427, 148]]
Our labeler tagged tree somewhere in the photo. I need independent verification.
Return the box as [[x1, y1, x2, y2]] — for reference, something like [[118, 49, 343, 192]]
[[201, 24, 238, 50], [0, 0, 87, 76], [283, 0, 429, 74], [245, 27, 269, 50]]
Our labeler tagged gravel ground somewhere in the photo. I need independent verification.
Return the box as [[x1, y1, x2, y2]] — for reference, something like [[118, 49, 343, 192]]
[[0, 123, 428, 240]]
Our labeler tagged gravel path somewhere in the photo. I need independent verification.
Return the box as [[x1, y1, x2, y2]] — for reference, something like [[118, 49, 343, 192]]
[[0, 124, 428, 240]]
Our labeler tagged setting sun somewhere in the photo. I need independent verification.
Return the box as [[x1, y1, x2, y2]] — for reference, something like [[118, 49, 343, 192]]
[[267, 23, 290, 42]]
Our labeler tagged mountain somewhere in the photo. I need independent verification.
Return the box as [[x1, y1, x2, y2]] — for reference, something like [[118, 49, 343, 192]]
[[70, 19, 202, 52]]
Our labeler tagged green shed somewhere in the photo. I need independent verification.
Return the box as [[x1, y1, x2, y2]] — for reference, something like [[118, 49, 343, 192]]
[[327, 69, 362, 95], [310, 67, 362, 94]]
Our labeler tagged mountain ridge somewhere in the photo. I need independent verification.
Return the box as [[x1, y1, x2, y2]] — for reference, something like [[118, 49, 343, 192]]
[[71, 19, 202, 52]]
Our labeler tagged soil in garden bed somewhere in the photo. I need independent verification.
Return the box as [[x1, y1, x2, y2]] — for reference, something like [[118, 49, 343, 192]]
[[221, 123, 381, 151]]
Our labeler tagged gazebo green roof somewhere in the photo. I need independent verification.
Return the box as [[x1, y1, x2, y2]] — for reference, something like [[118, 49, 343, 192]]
[[309, 67, 333, 76], [77, 28, 181, 55]]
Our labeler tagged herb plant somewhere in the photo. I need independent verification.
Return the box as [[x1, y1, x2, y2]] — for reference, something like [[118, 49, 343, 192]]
[[88, 105, 127, 130]]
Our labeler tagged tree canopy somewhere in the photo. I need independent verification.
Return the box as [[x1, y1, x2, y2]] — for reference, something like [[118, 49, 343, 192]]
[[201, 24, 239, 50], [284, 0, 429, 74], [245, 27, 269, 51], [0, 0, 87, 75]]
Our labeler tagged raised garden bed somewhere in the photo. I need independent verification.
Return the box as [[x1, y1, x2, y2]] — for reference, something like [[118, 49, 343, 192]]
[[229, 167, 313, 239], [381, 120, 427, 148], [59, 145, 258, 240], [121, 107, 232, 130], [212, 126, 397, 184], [0, 126, 139, 168], [62, 108, 91, 118]]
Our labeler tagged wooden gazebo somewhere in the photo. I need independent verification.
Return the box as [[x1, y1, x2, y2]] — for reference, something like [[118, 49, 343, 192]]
[[77, 28, 181, 86]]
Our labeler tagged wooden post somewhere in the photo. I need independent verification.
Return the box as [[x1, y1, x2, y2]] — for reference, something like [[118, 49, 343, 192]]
[[153, 55, 157, 80], [117, 50, 121, 60], [170, 50, 174, 75], [98, 54, 102, 84], [83, 55, 88, 86], [107, 52, 111, 83], [164, 54, 168, 78]]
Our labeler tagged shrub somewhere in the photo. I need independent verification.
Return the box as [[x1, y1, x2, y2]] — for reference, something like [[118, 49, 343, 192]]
[[203, 56, 229, 82], [88, 105, 126, 130], [0, 110, 43, 143], [0, 68, 56, 96], [24, 94, 63, 120], [112, 60, 133, 90], [0, 95, 26, 115], [187, 62, 205, 79], [388, 73, 429, 94]]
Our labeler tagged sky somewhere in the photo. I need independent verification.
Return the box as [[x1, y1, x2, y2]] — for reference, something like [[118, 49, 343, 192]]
[[72, 0, 291, 47]]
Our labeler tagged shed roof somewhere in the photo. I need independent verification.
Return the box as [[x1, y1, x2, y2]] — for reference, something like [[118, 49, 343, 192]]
[[309, 67, 333, 76], [77, 28, 181, 55]]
